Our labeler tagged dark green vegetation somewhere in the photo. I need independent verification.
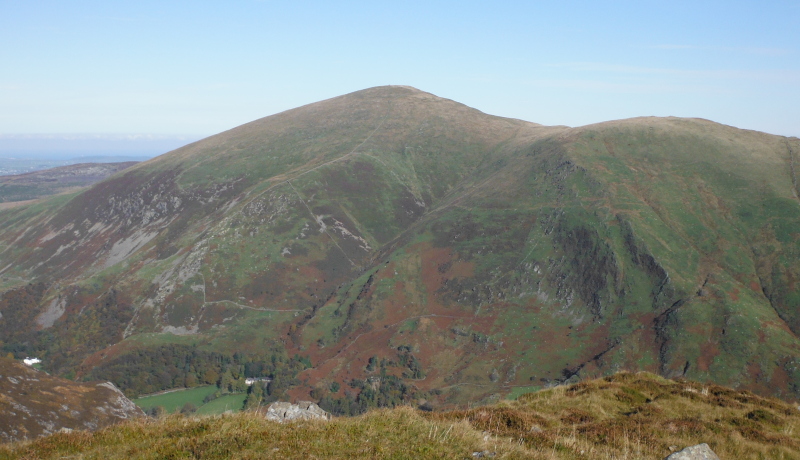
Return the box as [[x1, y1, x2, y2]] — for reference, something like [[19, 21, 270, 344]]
[[0, 86, 798, 411], [0, 162, 138, 203], [124, 346, 428, 417], [119, 345, 313, 415], [84, 344, 308, 398], [3, 373, 800, 459]]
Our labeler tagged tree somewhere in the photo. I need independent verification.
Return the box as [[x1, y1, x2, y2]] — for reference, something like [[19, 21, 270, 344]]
[[232, 377, 248, 394], [244, 382, 264, 410], [203, 369, 219, 385], [180, 402, 197, 414], [203, 391, 221, 404], [148, 406, 167, 418], [366, 356, 377, 372], [310, 387, 324, 400], [220, 369, 234, 393]]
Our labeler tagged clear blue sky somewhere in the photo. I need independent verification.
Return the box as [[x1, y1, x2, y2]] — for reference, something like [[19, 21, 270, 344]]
[[1, 0, 798, 141]]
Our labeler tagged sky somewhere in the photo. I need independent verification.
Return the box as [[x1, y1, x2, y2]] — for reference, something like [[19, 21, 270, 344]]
[[1, 0, 798, 158]]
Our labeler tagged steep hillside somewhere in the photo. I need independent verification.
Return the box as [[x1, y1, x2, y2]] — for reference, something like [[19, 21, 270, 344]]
[[0, 358, 143, 442], [0, 86, 797, 409]]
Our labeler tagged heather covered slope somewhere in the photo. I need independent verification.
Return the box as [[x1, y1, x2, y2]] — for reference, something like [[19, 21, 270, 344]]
[[0, 86, 798, 407]]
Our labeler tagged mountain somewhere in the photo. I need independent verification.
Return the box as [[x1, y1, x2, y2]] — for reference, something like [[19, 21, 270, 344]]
[[0, 86, 798, 408], [0, 161, 139, 204], [0, 358, 143, 442]]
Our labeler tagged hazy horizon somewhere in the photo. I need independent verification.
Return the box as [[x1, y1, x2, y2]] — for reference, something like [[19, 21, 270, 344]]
[[0, 133, 202, 160], [1, 2, 797, 139]]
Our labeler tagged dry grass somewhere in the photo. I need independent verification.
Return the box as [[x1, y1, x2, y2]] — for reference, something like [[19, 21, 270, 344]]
[[3, 372, 800, 459], [0, 407, 533, 460], [429, 372, 800, 459]]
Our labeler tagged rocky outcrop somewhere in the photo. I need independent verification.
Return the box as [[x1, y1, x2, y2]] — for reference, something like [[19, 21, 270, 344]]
[[664, 443, 721, 460], [0, 358, 144, 443], [261, 401, 331, 423]]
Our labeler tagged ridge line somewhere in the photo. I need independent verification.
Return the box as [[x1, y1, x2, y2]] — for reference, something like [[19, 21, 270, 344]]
[[235, 106, 390, 218]]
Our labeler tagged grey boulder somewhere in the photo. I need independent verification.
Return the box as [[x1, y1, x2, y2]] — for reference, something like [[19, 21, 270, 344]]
[[263, 401, 331, 423], [665, 443, 720, 460]]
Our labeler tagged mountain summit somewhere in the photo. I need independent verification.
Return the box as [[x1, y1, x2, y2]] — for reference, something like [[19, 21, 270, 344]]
[[0, 86, 798, 406]]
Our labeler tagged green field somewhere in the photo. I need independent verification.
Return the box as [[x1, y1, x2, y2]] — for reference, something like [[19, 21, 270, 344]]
[[195, 393, 247, 415], [134, 386, 249, 415], [134, 386, 218, 413]]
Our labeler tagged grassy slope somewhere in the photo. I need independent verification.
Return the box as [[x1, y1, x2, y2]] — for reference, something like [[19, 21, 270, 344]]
[[3, 373, 799, 459]]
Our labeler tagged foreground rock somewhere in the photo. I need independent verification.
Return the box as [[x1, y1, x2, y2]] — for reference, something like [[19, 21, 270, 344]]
[[665, 443, 721, 460], [0, 358, 144, 442], [261, 401, 331, 422]]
